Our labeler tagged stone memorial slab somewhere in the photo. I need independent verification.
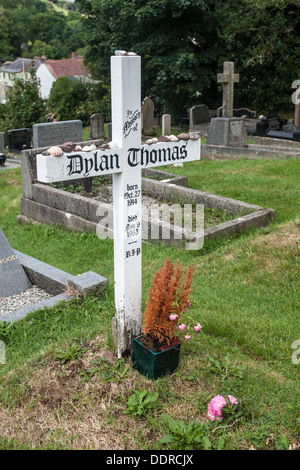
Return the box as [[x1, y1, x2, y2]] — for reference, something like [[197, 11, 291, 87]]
[[190, 105, 209, 130], [7, 128, 31, 152], [90, 114, 105, 139], [142, 97, 155, 134], [293, 83, 300, 128], [33, 120, 83, 149], [206, 117, 247, 147], [0, 227, 32, 297], [162, 114, 171, 136], [0, 132, 4, 153]]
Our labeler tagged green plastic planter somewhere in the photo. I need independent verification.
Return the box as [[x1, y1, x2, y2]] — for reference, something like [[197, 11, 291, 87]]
[[132, 335, 181, 380]]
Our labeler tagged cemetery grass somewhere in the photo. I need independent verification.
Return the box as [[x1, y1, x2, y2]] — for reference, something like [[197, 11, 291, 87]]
[[0, 160, 299, 450]]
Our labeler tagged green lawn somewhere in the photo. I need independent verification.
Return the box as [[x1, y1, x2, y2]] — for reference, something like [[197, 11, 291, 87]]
[[0, 157, 299, 450]]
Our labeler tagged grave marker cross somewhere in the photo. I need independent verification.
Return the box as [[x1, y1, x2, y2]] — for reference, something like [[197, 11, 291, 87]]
[[217, 62, 240, 118], [37, 54, 201, 357]]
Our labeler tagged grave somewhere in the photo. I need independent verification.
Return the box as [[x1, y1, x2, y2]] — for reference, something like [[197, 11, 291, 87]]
[[0, 227, 32, 297], [162, 114, 171, 136], [90, 114, 105, 140], [32, 120, 83, 149], [1, 248, 108, 324], [293, 83, 300, 128], [141, 97, 155, 135], [207, 62, 247, 147], [7, 128, 31, 152], [19, 54, 277, 356], [0, 132, 4, 153], [189, 105, 210, 130], [255, 115, 300, 141], [35, 53, 201, 357]]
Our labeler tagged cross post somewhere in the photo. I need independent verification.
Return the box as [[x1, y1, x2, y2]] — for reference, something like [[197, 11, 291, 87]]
[[294, 86, 300, 128], [217, 62, 239, 118], [36, 53, 201, 358]]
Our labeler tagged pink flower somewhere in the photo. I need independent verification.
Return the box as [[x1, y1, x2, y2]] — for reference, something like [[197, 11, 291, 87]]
[[207, 395, 227, 421], [193, 323, 202, 332], [169, 314, 178, 321], [178, 324, 186, 331], [207, 395, 238, 421], [228, 395, 238, 405], [185, 335, 191, 340]]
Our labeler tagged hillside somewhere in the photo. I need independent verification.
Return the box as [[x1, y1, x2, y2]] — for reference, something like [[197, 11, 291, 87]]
[[0, 0, 83, 62], [40, 0, 77, 15]]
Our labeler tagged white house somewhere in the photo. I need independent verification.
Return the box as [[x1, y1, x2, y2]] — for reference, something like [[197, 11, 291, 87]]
[[36, 53, 89, 99], [0, 58, 39, 103]]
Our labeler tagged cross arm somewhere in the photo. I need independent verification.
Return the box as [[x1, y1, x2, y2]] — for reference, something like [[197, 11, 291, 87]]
[[36, 149, 123, 184]]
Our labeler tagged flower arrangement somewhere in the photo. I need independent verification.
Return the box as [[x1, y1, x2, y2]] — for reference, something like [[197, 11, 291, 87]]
[[207, 395, 239, 422], [141, 257, 201, 352]]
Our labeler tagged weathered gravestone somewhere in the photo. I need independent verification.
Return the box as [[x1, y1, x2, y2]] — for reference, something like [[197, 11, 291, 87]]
[[0, 132, 4, 153], [207, 62, 247, 147], [32, 120, 83, 149], [0, 227, 32, 297], [207, 117, 248, 146], [293, 83, 300, 128], [162, 114, 171, 136], [217, 62, 239, 119], [7, 128, 31, 152], [108, 123, 112, 142], [190, 105, 209, 130], [90, 114, 105, 139], [36, 53, 201, 357], [141, 97, 155, 135]]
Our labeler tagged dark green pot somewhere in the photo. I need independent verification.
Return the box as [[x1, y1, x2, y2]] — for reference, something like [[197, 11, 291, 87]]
[[132, 335, 181, 380]]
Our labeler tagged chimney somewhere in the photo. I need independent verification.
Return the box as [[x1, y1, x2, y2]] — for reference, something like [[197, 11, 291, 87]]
[[41, 55, 46, 64], [72, 52, 78, 59]]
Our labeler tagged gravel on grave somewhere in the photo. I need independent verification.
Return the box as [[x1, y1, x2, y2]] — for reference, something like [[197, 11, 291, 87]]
[[0, 286, 52, 317]]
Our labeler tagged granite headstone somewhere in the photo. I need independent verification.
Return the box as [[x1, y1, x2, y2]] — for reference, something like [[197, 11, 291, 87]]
[[141, 97, 155, 134], [206, 117, 248, 147], [162, 114, 171, 135], [7, 128, 31, 152], [0, 227, 32, 297], [32, 120, 83, 148], [190, 105, 209, 130], [90, 114, 105, 139], [0, 132, 4, 153]]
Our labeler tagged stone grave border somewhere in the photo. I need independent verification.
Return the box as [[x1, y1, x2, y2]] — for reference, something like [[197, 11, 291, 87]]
[[1, 249, 108, 324], [19, 140, 275, 245], [202, 143, 300, 159]]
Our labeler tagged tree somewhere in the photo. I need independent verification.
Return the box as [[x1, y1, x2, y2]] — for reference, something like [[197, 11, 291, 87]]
[[0, 0, 84, 61], [217, 0, 300, 114], [1, 69, 47, 131], [75, 0, 223, 119], [47, 76, 91, 124]]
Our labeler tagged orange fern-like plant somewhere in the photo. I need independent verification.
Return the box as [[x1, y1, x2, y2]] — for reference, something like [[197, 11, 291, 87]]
[[142, 257, 195, 348]]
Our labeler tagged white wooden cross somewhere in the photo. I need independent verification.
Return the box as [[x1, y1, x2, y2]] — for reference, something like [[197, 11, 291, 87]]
[[36, 54, 201, 357]]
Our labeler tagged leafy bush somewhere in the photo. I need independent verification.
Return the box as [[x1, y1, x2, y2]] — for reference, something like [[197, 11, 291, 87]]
[[0, 69, 47, 131]]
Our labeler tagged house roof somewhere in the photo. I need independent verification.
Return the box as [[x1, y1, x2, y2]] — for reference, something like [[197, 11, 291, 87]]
[[0, 58, 39, 73], [46, 57, 87, 79]]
